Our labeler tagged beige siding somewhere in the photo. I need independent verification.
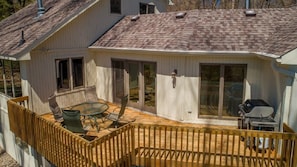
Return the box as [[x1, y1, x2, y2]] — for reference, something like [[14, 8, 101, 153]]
[[28, 49, 92, 114], [27, 0, 168, 114], [36, 0, 167, 50], [93, 50, 283, 126]]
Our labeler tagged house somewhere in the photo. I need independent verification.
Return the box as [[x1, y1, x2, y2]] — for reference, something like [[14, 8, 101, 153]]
[[89, 6, 297, 130], [0, 0, 169, 166], [1, 0, 297, 166]]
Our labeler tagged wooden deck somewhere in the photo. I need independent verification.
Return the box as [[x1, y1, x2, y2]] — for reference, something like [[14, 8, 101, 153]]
[[7, 97, 297, 167]]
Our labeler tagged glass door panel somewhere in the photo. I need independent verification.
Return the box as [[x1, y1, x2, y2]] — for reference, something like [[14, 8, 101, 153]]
[[200, 65, 220, 117], [113, 60, 156, 113], [223, 65, 245, 117], [143, 63, 156, 112], [128, 62, 139, 104], [112, 61, 125, 103]]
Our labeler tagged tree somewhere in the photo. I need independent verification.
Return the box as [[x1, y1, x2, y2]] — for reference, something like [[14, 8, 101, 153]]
[[167, 0, 297, 11], [0, 0, 34, 21]]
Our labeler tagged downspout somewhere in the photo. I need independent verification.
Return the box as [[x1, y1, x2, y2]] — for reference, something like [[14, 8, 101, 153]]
[[37, 0, 45, 17], [271, 61, 295, 77], [246, 0, 250, 9], [271, 60, 296, 132]]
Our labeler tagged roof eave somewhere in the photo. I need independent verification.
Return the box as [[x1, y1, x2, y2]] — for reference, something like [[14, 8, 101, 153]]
[[277, 48, 297, 65], [7, 0, 99, 61], [89, 46, 280, 58]]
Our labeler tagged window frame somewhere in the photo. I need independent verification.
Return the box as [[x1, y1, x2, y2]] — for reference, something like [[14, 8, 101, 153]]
[[0, 59, 22, 97], [110, 0, 121, 14], [55, 57, 84, 93], [139, 2, 155, 14], [199, 63, 247, 119]]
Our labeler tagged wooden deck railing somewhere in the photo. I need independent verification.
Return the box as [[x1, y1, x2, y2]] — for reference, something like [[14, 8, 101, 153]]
[[133, 124, 297, 167], [7, 97, 297, 167]]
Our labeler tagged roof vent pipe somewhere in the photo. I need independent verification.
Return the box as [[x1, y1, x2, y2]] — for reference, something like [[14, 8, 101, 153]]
[[37, 0, 45, 17], [246, 0, 249, 9], [18, 30, 26, 46], [176, 12, 187, 19]]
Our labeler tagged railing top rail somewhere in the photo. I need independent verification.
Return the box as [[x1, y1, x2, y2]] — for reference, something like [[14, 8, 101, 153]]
[[133, 123, 297, 138], [10, 96, 28, 103]]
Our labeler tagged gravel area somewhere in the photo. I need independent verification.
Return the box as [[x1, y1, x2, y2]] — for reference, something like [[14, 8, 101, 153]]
[[0, 147, 19, 167]]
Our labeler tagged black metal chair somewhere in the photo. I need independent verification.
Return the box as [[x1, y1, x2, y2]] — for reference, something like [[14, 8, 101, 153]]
[[62, 109, 98, 141], [85, 85, 98, 102], [105, 95, 128, 128], [62, 109, 86, 133], [48, 94, 63, 123]]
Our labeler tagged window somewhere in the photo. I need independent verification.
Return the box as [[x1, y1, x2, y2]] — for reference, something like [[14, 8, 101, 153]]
[[0, 59, 22, 97], [110, 0, 121, 14], [200, 64, 246, 119], [72, 58, 83, 88], [139, 3, 155, 14], [56, 58, 84, 92]]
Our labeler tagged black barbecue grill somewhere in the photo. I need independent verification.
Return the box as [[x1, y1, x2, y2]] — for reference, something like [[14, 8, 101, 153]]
[[238, 99, 276, 129], [238, 99, 279, 151]]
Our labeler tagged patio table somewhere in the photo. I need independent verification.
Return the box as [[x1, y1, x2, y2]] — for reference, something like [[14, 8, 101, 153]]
[[70, 101, 109, 132]]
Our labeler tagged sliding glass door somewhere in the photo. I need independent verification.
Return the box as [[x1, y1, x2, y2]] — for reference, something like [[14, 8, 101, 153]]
[[112, 60, 156, 113], [128, 62, 140, 107]]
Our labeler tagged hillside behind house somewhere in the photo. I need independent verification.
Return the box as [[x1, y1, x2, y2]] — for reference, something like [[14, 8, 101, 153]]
[[168, 0, 297, 11], [1, 0, 296, 21]]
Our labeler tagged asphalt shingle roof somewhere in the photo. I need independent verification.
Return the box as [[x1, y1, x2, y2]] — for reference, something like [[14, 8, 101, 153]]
[[92, 7, 297, 57], [0, 0, 96, 58]]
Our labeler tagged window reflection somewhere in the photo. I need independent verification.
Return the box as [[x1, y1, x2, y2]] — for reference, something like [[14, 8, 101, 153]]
[[144, 63, 156, 107], [0, 59, 22, 97], [200, 64, 246, 118]]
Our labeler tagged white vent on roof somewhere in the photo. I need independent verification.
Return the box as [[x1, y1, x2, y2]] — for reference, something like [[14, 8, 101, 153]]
[[131, 15, 140, 21], [176, 12, 186, 19], [245, 9, 256, 17]]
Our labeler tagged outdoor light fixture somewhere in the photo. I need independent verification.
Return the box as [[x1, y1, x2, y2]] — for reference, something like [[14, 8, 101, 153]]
[[171, 69, 177, 88]]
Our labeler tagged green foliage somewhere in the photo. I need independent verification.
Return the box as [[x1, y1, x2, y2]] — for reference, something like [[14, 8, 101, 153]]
[[168, 0, 297, 11], [0, 0, 11, 20], [0, 0, 34, 21]]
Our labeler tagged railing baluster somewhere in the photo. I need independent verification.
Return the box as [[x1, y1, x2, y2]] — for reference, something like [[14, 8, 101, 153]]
[[231, 131, 235, 166], [176, 127, 179, 166], [197, 129, 201, 165], [191, 128, 194, 167], [153, 126, 156, 167], [261, 133, 266, 167], [225, 130, 229, 166], [220, 129, 223, 165], [137, 126, 141, 166], [208, 129, 211, 165], [202, 129, 206, 165], [158, 126, 162, 167], [169, 127, 172, 166], [236, 131, 241, 166], [185, 128, 189, 166], [292, 140, 297, 167]]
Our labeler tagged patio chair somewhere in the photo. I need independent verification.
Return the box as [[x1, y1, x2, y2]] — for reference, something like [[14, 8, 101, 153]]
[[48, 94, 64, 123], [85, 85, 98, 102], [62, 109, 86, 133], [105, 95, 128, 128]]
